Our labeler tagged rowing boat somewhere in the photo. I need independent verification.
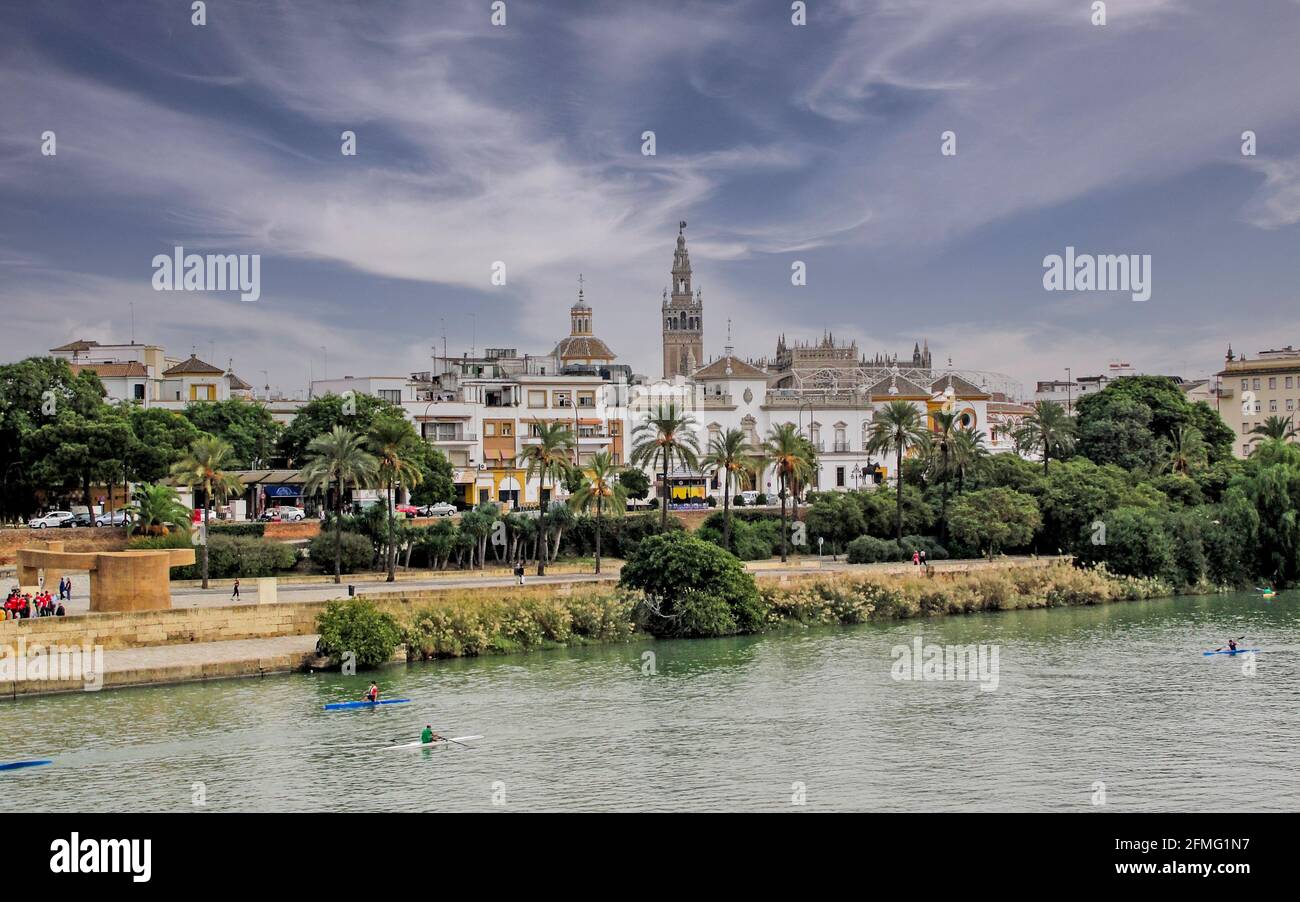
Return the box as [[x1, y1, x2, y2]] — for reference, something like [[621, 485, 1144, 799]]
[[383, 735, 484, 750], [0, 760, 52, 772], [323, 698, 411, 711], [1202, 648, 1261, 656]]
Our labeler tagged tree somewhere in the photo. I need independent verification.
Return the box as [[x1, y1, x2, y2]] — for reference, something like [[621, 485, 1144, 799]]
[[1014, 401, 1075, 474], [1075, 505, 1176, 581], [929, 410, 958, 541], [569, 451, 628, 574], [762, 423, 815, 562], [619, 531, 763, 638], [630, 402, 701, 530], [618, 467, 650, 501], [949, 426, 986, 494], [184, 398, 282, 469], [170, 436, 243, 588], [124, 483, 191, 537], [367, 416, 425, 582], [701, 428, 755, 549], [805, 491, 866, 554], [276, 393, 402, 466], [1076, 376, 1233, 468], [1161, 424, 1207, 475], [519, 420, 574, 576], [865, 401, 928, 542], [408, 443, 457, 507], [948, 487, 1041, 560], [300, 426, 378, 584], [127, 407, 204, 484], [1251, 415, 1297, 443]]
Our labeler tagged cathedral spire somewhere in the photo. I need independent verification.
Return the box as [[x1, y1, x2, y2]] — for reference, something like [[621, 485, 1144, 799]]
[[671, 220, 692, 302]]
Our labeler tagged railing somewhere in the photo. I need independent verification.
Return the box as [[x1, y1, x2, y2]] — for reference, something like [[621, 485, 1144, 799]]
[[427, 432, 478, 442], [832, 441, 851, 452]]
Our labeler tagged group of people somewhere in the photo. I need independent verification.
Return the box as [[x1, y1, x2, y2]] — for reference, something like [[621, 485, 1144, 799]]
[[911, 549, 929, 567], [3, 585, 67, 619]]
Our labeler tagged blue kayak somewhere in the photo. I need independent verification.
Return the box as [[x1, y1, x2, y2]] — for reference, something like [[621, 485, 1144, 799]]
[[323, 698, 411, 711], [0, 760, 52, 772], [1202, 648, 1261, 656]]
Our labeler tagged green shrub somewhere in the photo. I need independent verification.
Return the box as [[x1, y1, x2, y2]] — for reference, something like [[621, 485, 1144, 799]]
[[308, 530, 375, 574], [619, 531, 764, 638], [315, 599, 403, 669], [144, 534, 297, 579], [209, 522, 266, 538], [847, 536, 902, 563]]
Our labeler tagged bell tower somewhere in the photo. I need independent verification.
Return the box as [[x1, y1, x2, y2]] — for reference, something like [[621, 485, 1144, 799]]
[[661, 221, 704, 379]]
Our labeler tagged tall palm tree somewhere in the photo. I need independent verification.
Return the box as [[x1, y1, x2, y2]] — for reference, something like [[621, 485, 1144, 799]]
[[1163, 423, 1207, 475], [930, 410, 959, 542], [1250, 414, 1296, 443], [629, 402, 701, 530], [170, 436, 243, 588], [367, 417, 425, 582], [520, 420, 574, 576], [701, 428, 756, 549], [300, 426, 378, 584], [762, 423, 815, 562], [949, 427, 987, 493], [1014, 401, 1075, 474], [865, 401, 928, 543], [124, 482, 191, 537], [568, 451, 628, 574]]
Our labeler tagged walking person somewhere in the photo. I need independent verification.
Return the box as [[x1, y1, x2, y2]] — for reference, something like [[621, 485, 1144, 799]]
[[231, 578, 240, 600], [920, 549, 927, 567], [514, 560, 525, 586], [912, 549, 920, 568]]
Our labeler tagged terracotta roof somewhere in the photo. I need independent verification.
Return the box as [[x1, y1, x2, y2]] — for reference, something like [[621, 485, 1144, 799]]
[[163, 354, 226, 376], [51, 339, 100, 352], [552, 336, 615, 360], [692, 355, 768, 380], [864, 372, 931, 398], [69, 362, 149, 378], [227, 372, 253, 391], [988, 401, 1034, 415], [930, 373, 991, 398]]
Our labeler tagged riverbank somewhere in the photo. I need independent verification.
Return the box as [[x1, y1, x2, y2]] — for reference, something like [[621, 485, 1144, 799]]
[[2, 558, 1182, 699]]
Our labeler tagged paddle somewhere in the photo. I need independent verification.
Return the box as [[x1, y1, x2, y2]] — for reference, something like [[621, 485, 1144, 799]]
[[1211, 635, 1247, 653]]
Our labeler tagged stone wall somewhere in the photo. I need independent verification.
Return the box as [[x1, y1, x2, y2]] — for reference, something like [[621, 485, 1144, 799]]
[[0, 528, 128, 564]]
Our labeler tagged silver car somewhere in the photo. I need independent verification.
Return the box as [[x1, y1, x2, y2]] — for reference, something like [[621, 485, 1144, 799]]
[[29, 510, 74, 528]]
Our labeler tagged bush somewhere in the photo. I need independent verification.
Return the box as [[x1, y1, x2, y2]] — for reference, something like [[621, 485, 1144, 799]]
[[308, 530, 376, 574], [619, 531, 764, 638], [315, 599, 403, 669], [209, 522, 267, 538], [755, 493, 768, 506], [847, 536, 902, 563], [150, 534, 297, 579]]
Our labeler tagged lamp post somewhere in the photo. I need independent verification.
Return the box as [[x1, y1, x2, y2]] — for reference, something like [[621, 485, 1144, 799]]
[[1065, 367, 1072, 415]]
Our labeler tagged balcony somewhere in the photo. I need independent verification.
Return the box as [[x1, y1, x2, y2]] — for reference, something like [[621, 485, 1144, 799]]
[[831, 441, 851, 453], [426, 431, 478, 444]]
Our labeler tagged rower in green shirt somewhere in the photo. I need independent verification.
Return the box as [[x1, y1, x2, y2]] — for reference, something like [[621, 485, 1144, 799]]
[[420, 724, 442, 744]]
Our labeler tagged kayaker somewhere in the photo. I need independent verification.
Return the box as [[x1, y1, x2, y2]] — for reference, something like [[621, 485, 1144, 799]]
[[364, 682, 379, 702], [1227, 638, 1237, 652], [421, 724, 442, 744]]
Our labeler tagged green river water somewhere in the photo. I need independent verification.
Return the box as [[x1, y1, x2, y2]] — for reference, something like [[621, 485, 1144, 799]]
[[2, 591, 1297, 812]]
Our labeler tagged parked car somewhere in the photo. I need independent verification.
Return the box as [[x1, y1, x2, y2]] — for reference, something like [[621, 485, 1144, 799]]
[[96, 510, 132, 527], [277, 506, 306, 521], [28, 511, 74, 529], [258, 509, 282, 522], [68, 512, 96, 527], [394, 504, 420, 517], [422, 502, 456, 517], [740, 491, 760, 506]]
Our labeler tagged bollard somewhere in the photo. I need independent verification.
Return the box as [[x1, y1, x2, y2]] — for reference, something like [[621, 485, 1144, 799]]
[[348, 584, 355, 597]]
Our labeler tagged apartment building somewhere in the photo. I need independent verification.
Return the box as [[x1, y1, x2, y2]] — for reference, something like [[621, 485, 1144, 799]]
[[1215, 345, 1300, 457]]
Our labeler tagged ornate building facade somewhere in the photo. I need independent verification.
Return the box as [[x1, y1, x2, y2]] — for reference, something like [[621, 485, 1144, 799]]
[[661, 221, 704, 379]]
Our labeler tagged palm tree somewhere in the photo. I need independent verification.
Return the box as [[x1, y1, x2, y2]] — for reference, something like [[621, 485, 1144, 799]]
[[124, 483, 191, 537], [629, 402, 701, 530], [1250, 415, 1296, 443], [568, 451, 628, 574], [1014, 401, 1075, 474], [930, 410, 959, 542], [762, 423, 815, 562], [865, 401, 928, 543], [949, 427, 987, 493], [1163, 423, 1207, 475], [520, 421, 574, 576], [367, 418, 425, 582], [300, 426, 378, 584], [170, 436, 243, 588], [701, 428, 756, 549]]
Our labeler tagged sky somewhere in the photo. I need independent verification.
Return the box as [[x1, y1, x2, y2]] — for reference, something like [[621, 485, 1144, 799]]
[[3, 0, 1299, 399]]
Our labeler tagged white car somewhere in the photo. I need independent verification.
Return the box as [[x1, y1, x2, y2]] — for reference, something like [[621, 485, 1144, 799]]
[[95, 510, 132, 527], [740, 491, 760, 506], [277, 507, 306, 521], [29, 510, 74, 529], [424, 502, 456, 517]]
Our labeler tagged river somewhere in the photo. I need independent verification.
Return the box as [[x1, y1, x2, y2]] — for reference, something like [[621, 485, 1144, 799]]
[[2, 591, 1297, 812]]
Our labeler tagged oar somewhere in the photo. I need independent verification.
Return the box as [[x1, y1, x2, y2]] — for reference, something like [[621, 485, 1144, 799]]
[[391, 733, 471, 749], [1212, 635, 1247, 652]]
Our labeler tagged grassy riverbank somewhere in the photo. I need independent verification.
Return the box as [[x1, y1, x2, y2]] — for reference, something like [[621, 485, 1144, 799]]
[[322, 563, 1177, 664]]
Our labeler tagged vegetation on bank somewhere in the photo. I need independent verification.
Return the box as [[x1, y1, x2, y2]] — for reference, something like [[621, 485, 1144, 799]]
[[313, 560, 1175, 669]]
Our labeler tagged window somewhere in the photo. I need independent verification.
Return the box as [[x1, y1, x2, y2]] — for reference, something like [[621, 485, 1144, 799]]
[[1269, 378, 1277, 390], [1255, 402, 1262, 413], [427, 422, 459, 441], [1287, 400, 1294, 411], [1241, 379, 1249, 390], [836, 466, 845, 487], [577, 391, 595, 408], [499, 422, 513, 437], [553, 391, 572, 408], [528, 390, 546, 408], [1270, 400, 1278, 412], [133, 383, 145, 401], [1253, 378, 1261, 391], [483, 422, 496, 437], [378, 389, 402, 404], [1288, 377, 1295, 389], [1242, 423, 1250, 434]]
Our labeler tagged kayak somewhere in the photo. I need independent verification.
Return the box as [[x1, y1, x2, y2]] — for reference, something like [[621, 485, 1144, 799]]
[[0, 760, 52, 772], [323, 698, 412, 711], [1202, 648, 1261, 656], [383, 735, 484, 750]]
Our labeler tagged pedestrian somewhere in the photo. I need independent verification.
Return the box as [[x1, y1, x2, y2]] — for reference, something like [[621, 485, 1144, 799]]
[[920, 549, 928, 567], [514, 561, 525, 586], [65, 577, 72, 600], [912, 550, 920, 567], [231, 578, 240, 599]]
